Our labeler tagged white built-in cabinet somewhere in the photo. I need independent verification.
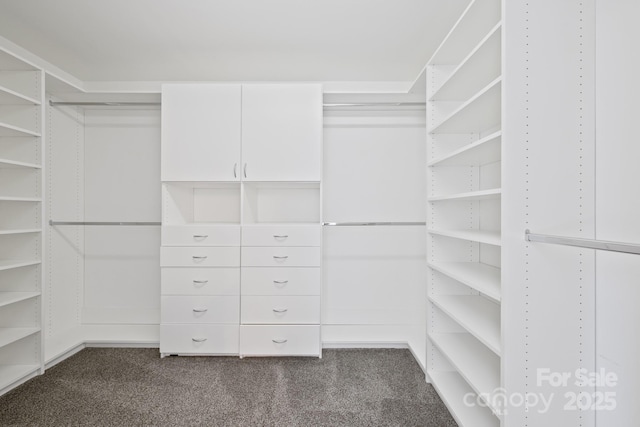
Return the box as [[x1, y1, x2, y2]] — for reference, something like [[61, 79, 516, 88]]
[[160, 83, 322, 358], [0, 50, 44, 394]]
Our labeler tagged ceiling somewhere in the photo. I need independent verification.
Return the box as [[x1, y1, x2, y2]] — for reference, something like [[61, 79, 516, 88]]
[[0, 0, 469, 83]]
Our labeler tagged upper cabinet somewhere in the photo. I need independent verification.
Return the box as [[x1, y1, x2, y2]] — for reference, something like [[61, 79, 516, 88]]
[[241, 84, 322, 182], [161, 84, 241, 181]]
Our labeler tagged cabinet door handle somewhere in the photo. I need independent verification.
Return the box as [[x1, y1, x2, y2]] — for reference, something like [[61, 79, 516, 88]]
[[192, 337, 207, 343], [273, 235, 288, 239], [273, 280, 289, 285], [193, 235, 208, 239], [273, 308, 288, 313], [193, 308, 208, 313], [273, 256, 289, 260], [272, 339, 288, 344], [193, 280, 208, 285], [234, 163, 237, 178], [243, 163, 247, 178], [192, 256, 208, 260]]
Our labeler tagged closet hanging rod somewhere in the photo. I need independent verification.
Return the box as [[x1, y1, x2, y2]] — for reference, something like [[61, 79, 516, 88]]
[[49, 220, 161, 226], [525, 229, 640, 255], [323, 222, 426, 226], [48, 100, 426, 107], [49, 101, 160, 107]]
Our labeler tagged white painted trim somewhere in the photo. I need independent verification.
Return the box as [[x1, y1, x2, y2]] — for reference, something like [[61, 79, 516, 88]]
[[84, 341, 159, 348], [45, 343, 86, 369], [0, 370, 40, 397]]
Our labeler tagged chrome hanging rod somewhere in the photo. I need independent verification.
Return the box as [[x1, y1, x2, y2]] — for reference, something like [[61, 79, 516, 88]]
[[525, 229, 640, 255], [49, 101, 160, 107], [323, 222, 426, 226], [49, 220, 161, 226], [48, 100, 425, 108]]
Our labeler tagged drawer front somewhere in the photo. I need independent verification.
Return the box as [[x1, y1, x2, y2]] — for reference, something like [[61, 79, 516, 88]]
[[240, 325, 320, 356], [241, 296, 320, 324], [160, 324, 239, 355], [241, 267, 320, 296], [161, 247, 240, 267], [162, 225, 240, 246], [241, 225, 321, 247], [161, 268, 239, 296], [161, 296, 239, 324], [241, 247, 320, 267]]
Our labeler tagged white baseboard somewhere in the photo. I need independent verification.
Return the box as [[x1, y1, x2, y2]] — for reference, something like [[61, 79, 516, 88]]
[[84, 341, 159, 348], [45, 343, 86, 370], [322, 341, 409, 349]]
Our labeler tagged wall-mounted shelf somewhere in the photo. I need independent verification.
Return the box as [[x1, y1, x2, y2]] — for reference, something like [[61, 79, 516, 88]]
[[428, 261, 500, 302], [428, 229, 501, 246], [429, 78, 501, 134], [0, 85, 41, 106], [428, 131, 501, 167], [0, 122, 41, 138], [0, 196, 41, 202], [430, 295, 500, 355], [0, 229, 41, 236], [428, 370, 499, 427], [0, 158, 42, 169], [0, 327, 40, 349], [0, 291, 40, 308], [0, 260, 40, 272], [429, 333, 501, 416], [428, 188, 501, 202]]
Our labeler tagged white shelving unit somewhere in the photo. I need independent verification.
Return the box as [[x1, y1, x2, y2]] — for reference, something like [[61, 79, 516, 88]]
[[426, 0, 502, 424], [0, 49, 44, 395]]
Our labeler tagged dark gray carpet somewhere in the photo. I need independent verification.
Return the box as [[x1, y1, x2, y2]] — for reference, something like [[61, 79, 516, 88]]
[[0, 348, 456, 426]]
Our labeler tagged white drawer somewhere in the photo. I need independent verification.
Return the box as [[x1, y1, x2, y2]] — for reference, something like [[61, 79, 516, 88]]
[[162, 225, 240, 246], [240, 325, 320, 357], [241, 267, 320, 296], [160, 324, 239, 355], [241, 296, 320, 324], [241, 247, 320, 267], [161, 247, 240, 267], [241, 225, 321, 247], [161, 296, 239, 324], [161, 268, 239, 295]]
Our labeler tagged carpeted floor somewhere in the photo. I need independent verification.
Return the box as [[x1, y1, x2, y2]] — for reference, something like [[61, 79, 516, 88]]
[[0, 348, 456, 426]]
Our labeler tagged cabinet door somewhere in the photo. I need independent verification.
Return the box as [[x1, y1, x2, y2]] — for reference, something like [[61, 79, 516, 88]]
[[161, 84, 241, 181], [241, 84, 322, 181]]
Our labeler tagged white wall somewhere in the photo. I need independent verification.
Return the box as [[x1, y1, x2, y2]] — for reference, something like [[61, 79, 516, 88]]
[[594, 1, 640, 424], [322, 109, 427, 366], [81, 108, 161, 342]]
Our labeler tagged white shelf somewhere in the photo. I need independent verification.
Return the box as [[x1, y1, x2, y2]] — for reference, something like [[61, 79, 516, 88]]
[[430, 333, 501, 417], [428, 188, 501, 202], [0, 196, 41, 202], [0, 229, 41, 236], [429, 78, 501, 134], [0, 364, 40, 392], [428, 229, 501, 246], [429, 131, 501, 167], [0, 328, 40, 349], [0, 85, 41, 105], [0, 158, 42, 169], [0, 260, 41, 271], [0, 291, 40, 307], [0, 121, 41, 137], [428, 370, 500, 427], [430, 295, 501, 355], [428, 261, 501, 302], [431, 23, 502, 102]]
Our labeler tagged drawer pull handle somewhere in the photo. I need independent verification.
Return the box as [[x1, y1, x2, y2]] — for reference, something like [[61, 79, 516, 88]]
[[273, 280, 289, 285], [273, 256, 289, 260], [272, 339, 288, 344], [193, 308, 208, 313], [193, 280, 208, 285], [193, 235, 208, 239], [273, 235, 288, 239], [192, 256, 208, 260], [192, 337, 207, 343], [273, 308, 288, 313]]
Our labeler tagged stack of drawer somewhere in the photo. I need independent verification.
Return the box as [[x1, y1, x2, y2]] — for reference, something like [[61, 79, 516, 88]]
[[160, 225, 241, 356], [240, 225, 321, 356]]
